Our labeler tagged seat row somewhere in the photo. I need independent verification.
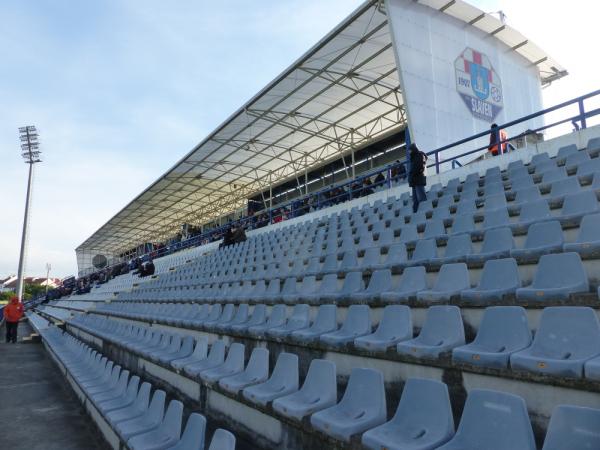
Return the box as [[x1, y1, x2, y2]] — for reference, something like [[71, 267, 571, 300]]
[[127, 210, 600, 293], [117, 252, 595, 308], [81, 303, 600, 379], [40, 326, 235, 450], [64, 313, 600, 450]]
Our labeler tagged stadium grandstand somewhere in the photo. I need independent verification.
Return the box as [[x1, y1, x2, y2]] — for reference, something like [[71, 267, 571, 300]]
[[7, 0, 600, 449]]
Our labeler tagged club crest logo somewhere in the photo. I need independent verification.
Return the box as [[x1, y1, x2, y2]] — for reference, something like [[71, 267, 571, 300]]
[[455, 48, 503, 122]]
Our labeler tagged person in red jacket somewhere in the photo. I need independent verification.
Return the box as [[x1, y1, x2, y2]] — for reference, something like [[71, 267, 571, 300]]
[[4, 296, 24, 343]]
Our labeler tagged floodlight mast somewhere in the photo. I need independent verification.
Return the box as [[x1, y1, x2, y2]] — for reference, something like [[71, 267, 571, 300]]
[[16, 126, 41, 302]]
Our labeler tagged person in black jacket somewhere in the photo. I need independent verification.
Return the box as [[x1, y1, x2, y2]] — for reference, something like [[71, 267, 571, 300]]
[[408, 143, 428, 213]]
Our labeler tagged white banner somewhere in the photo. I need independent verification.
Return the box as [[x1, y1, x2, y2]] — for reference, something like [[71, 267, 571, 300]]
[[386, 0, 543, 165]]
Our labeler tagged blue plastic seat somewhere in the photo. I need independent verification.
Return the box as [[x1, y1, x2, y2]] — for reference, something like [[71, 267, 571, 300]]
[[542, 167, 568, 184], [542, 405, 600, 450], [272, 359, 337, 421], [560, 190, 599, 222], [116, 389, 166, 441], [511, 306, 600, 378], [218, 348, 269, 394], [291, 304, 337, 342], [320, 304, 371, 346], [513, 186, 542, 205], [576, 157, 600, 177], [484, 193, 507, 211], [450, 214, 475, 235], [399, 224, 419, 243], [461, 258, 521, 303], [514, 199, 552, 230], [417, 263, 470, 303], [362, 378, 454, 450], [423, 219, 446, 240], [127, 399, 183, 450], [510, 175, 534, 191], [338, 251, 359, 273], [247, 304, 287, 336], [321, 271, 364, 302], [359, 247, 382, 270], [380, 243, 407, 268], [207, 429, 236, 450], [303, 273, 338, 303], [466, 227, 515, 265], [230, 304, 266, 332], [243, 352, 299, 406], [380, 266, 427, 302], [585, 353, 600, 380], [267, 304, 310, 337], [349, 269, 393, 303], [436, 389, 535, 450], [556, 143, 578, 161], [453, 306, 531, 369], [310, 368, 386, 442], [430, 234, 473, 264], [516, 252, 589, 301], [408, 239, 437, 265], [510, 220, 564, 262], [482, 207, 510, 230], [171, 338, 208, 372], [549, 177, 581, 199], [198, 343, 245, 382], [563, 213, 600, 258], [354, 305, 412, 351], [165, 413, 206, 450], [455, 199, 476, 215], [397, 306, 465, 358], [183, 340, 226, 377]]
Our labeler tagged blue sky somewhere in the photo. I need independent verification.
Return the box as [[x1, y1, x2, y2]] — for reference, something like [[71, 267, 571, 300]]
[[1, 0, 597, 278]]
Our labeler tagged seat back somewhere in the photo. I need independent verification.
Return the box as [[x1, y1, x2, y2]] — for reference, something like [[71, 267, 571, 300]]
[[531, 307, 600, 359], [444, 234, 472, 258], [341, 305, 371, 334], [477, 258, 521, 290], [522, 220, 563, 248], [542, 405, 600, 450], [397, 266, 427, 293], [208, 429, 236, 450], [338, 368, 386, 417], [373, 305, 412, 340], [452, 389, 536, 450], [418, 306, 464, 346], [433, 263, 470, 291], [391, 378, 454, 440], [480, 227, 515, 253], [412, 239, 437, 261], [530, 252, 588, 290], [474, 306, 531, 351]]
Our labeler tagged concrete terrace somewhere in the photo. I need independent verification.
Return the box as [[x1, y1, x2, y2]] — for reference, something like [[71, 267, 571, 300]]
[[0, 321, 110, 450]]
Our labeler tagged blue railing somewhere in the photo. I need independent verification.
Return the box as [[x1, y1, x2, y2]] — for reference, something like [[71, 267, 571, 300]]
[[91, 88, 600, 276]]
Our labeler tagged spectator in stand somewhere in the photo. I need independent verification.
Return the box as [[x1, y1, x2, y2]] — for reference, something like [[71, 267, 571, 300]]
[[219, 226, 234, 248], [231, 225, 247, 245], [488, 123, 508, 156], [4, 296, 24, 343], [408, 143, 428, 213], [139, 259, 155, 277], [350, 179, 362, 199], [394, 160, 407, 182], [374, 171, 385, 188], [362, 178, 374, 196]]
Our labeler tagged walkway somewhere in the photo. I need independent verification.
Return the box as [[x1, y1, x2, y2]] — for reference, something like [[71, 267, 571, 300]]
[[0, 321, 110, 450]]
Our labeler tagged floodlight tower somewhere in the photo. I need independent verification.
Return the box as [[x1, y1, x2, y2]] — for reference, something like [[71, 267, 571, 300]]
[[16, 126, 42, 301]]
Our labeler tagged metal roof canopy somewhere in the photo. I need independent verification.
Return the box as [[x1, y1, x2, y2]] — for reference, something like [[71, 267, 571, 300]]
[[77, 0, 566, 260]]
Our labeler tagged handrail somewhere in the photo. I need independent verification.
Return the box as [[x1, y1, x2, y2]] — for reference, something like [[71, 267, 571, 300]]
[[78, 88, 600, 280]]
